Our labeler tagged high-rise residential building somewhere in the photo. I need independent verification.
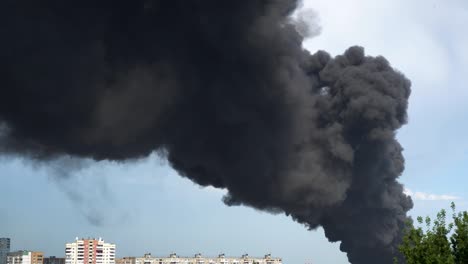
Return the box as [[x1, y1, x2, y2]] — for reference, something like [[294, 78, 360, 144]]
[[65, 238, 115, 264], [43, 257, 65, 264], [7, 251, 43, 264], [0, 238, 10, 264]]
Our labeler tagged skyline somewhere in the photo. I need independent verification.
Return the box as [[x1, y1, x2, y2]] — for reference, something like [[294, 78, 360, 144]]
[[1, 0, 468, 264], [0, 236, 284, 258]]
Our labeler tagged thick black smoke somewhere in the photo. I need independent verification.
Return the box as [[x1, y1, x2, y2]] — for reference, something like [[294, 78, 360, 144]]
[[0, 1, 413, 263]]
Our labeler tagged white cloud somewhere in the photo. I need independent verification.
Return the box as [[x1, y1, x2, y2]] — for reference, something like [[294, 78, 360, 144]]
[[404, 188, 461, 201], [201, 185, 228, 195]]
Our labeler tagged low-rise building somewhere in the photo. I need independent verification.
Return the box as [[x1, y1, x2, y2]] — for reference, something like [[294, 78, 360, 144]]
[[31, 252, 43, 264], [115, 257, 135, 264], [44, 256, 65, 264], [134, 253, 158, 264], [121, 253, 281, 264], [7, 251, 43, 264]]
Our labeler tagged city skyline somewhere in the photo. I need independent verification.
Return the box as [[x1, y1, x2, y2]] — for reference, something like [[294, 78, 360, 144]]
[[1, 237, 282, 264], [1, 237, 280, 257]]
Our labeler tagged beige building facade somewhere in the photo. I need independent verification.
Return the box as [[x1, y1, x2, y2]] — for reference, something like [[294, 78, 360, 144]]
[[115, 257, 134, 264], [31, 252, 43, 264], [118, 253, 281, 264]]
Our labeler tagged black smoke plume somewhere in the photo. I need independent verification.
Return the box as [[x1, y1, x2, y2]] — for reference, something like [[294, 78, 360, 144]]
[[0, 1, 413, 263]]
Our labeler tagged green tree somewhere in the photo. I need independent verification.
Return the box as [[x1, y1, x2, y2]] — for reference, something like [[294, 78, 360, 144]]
[[450, 203, 468, 263], [396, 202, 468, 264]]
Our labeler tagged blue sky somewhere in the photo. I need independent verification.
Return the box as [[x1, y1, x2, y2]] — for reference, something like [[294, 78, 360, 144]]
[[1, 1, 468, 263]]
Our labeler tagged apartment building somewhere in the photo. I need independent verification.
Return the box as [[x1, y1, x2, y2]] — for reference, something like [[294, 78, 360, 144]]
[[65, 238, 115, 264], [44, 256, 65, 264], [7, 251, 43, 264], [119, 253, 282, 264], [31, 252, 43, 264], [0, 238, 10, 264], [115, 257, 135, 264]]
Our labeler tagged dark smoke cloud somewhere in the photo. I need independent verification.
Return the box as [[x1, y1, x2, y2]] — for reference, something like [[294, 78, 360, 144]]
[[0, 1, 412, 263]]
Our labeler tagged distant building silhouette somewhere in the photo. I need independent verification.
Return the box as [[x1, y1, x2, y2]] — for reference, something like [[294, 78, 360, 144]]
[[117, 252, 282, 264], [0, 239, 10, 264], [44, 256, 65, 264]]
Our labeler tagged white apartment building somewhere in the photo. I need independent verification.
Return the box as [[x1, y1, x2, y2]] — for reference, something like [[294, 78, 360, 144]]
[[6, 251, 43, 264], [65, 238, 115, 264], [6, 251, 29, 264]]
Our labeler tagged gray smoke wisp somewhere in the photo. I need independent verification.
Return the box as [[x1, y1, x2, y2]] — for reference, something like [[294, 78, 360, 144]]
[[293, 9, 322, 39], [0, 1, 412, 263]]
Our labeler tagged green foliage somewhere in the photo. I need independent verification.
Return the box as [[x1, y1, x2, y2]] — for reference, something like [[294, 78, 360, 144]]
[[450, 202, 468, 264], [396, 202, 468, 264]]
